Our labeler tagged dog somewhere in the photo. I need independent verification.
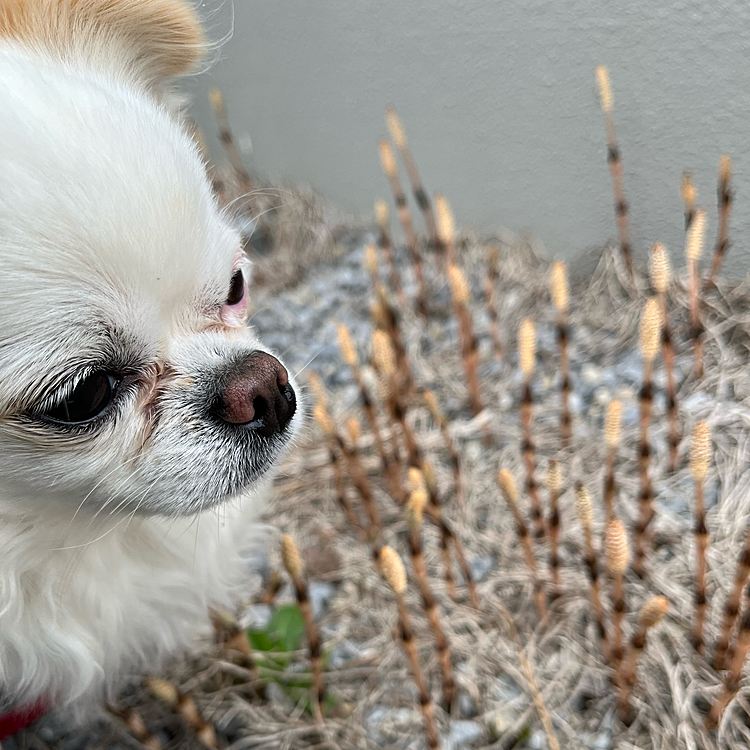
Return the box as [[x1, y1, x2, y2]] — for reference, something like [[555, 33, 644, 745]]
[[0, 0, 301, 735]]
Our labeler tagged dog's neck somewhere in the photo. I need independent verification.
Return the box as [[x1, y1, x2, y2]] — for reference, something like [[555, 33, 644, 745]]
[[0, 497, 260, 718]]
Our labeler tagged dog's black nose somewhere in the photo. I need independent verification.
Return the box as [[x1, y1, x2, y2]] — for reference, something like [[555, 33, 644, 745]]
[[217, 352, 296, 436]]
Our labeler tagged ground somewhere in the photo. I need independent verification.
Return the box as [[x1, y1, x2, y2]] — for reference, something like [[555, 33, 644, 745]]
[[12, 179, 750, 750]]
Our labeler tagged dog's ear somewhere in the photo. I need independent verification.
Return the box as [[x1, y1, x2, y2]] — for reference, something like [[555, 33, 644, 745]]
[[0, 0, 205, 80]]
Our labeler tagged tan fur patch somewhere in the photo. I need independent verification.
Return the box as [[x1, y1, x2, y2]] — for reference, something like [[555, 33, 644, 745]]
[[0, 0, 205, 78]]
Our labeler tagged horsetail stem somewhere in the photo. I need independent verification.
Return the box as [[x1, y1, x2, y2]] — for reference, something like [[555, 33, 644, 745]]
[[519, 318, 546, 543], [603, 399, 622, 524], [498, 469, 547, 620], [385, 105, 441, 252], [485, 245, 503, 359], [550, 261, 572, 446], [377, 545, 442, 749], [447, 263, 484, 417], [545, 460, 563, 601], [605, 517, 630, 684], [596, 66, 633, 279], [375, 198, 407, 309], [378, 138, 428, 316], [423, 390, 462, 505], [685, 208, 708, 379], [649, 243, 679, 473], [406, 488, 456, 712], [690, 420, 711, 653], [280, 534, 326, 722], [713, 520, 750, 671], [633, 298, 661, 579], [618, 596, 669, 723], [707, 155, 733, 287], [576, 481, 608, 659]]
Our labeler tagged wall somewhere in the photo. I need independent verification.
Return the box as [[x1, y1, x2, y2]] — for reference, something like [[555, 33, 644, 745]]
[[188, 0, 750, 277]]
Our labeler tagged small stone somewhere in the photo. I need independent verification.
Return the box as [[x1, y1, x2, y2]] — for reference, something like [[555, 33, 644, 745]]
[[581, 363, 602, 385], [328, 639, 365, 668], [309, 581, 337, 620], [469, 554, 495, 583], [486, 707, 515, 741], [241, 604, 272, 631], [593, 387, 611, 406], [582, 730, 612, 749], [445, 720, 483, 749], [265, 681, 296, 710], [457, 691, 478, 718]]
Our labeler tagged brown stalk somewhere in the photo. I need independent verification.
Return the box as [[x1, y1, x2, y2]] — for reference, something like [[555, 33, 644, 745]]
[[603, 400, 622, 523], [649, 243, 679, 473], [410, 467, 456, 601], [713, 522, 750, 670], [373, 329, 421, 470], [108, 706, 161, 750], [364, 243, 381, 289], [498, 469, 547, 620], [707, 155, 733, 287], [311, 381, 382, 535], [706, 603, 750, 731], [576, 483, 609, 659], [259, 570, 283, 606], [686, 208, 707, 379], [690, 421, 711, 653], [632, 299, 661, 579], [417, 465, 479, 609], [681, 172, 697, 231], [374, 283, 413, 394], [423, 390, 462, 506], [375, 199, 407, 309], [406, 489, 456, 713], [519, 319, 546, 543], [448, 263, 484, 417], [207, 88, 252, 193], [595, 66, 633, 279], [485, 245, 504, 359], [545, 461, 563, 601], [385, 106, 441, 252], [550, 261, 572, 446], [146, 678, 217, 749], [377, 545, 442, 749], [605, 518, 630, 685], [210, 608, 261, 688], [618, 596, 669, 724], [337, 324, 401, 500], [281, 535, 326, 722], [435, 194, 456, 270], [378, 138, 428, 317]]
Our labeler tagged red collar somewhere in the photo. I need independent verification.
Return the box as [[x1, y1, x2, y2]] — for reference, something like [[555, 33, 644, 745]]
[[0, 700, 49, 739]]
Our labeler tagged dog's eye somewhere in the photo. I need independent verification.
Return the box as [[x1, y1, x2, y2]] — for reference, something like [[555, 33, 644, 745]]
[[226, 269, 245, 306], [44, 372, 120, 424]]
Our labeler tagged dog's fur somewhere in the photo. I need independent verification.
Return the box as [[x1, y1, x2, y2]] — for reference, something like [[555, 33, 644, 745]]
[[0, 0, 300, 718]]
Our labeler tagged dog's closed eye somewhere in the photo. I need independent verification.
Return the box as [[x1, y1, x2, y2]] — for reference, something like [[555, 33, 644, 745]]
[[42, 371, 121, 425]]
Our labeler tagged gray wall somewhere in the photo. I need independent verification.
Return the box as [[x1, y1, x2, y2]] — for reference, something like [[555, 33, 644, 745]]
[[189, 0, 750, 277]]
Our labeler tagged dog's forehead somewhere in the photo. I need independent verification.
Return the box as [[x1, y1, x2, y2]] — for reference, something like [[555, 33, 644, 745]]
[[0, 49, 239, 307]]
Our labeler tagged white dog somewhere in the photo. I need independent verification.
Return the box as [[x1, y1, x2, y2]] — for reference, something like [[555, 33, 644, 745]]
[[0, 0, 300, 736]]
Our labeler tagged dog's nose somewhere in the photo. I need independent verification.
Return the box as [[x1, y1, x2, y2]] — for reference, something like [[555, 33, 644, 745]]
[[217, 352, 296, 436]]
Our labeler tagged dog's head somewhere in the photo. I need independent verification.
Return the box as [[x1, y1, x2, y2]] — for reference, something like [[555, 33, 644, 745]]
[[0, 0, 301, 517]]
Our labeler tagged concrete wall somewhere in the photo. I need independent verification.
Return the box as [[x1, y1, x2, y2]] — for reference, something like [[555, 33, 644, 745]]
[[189, 0, 750, 277]]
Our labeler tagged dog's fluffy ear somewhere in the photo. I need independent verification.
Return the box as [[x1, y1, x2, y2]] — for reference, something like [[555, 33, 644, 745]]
[[0, 0, 205, 80]]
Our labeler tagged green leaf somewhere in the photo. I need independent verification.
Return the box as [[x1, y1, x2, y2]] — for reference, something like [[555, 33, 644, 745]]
[[269, 604, 306, 652]]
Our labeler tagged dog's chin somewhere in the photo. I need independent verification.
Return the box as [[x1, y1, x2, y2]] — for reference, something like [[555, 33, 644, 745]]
[[117, 420, 298, 519]]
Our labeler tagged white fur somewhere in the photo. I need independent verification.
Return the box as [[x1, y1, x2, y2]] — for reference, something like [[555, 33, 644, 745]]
[[0, 5, 299, 719]]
